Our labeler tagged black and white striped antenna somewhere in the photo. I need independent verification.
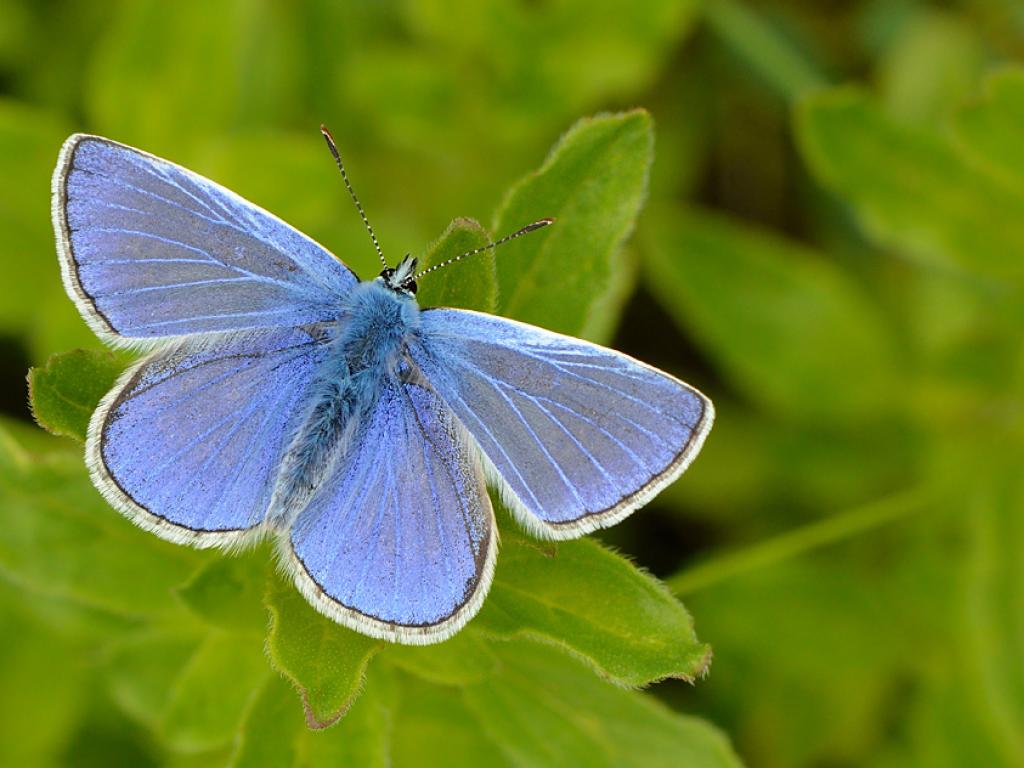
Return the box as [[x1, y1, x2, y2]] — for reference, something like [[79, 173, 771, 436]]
[[320, 124, 554, 278], [320, 124, 387, 268], [413, 218, 555, 281]]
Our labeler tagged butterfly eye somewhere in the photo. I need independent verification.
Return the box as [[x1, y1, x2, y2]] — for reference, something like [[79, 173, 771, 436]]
[[403, 279, 417, 295]]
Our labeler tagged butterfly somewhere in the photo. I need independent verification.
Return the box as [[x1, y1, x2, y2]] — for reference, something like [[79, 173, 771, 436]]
[[51, 127, 713, 645]]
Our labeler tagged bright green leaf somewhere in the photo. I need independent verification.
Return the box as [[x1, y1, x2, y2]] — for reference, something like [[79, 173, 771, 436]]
[[391, 674, 512, 768], [796, 87, 1024, 284], [378, 0, 698, 158], [464, 640, 743, 768], [28, 349, 123, 442], [265, 572, 381, 728], [579, 245, 640, 345], [0, 599, 88, 767], [494, 110, 653, 338], [176, 549, 271, 632], [475, 528, 709, 687], [655, 398, 918, 524], [680, 542, 926, 766], [229, 675, 300, 768], [86, 0, 303, 150], [231, 666, 396, 768], [876, 10, 984, 125], [105, 630, 204, 731], [160, 630, 270, 752], [0, 428, 206, 617], [417, 217, 496, 312], [643, 205, 899, 422], [380, 627, 498, 685], [953, 67, 1024, 191], [960, 458, 1024, 764]]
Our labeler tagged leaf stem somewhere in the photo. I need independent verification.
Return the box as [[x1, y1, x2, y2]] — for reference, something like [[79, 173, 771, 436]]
[[667, 487, 929, 595]]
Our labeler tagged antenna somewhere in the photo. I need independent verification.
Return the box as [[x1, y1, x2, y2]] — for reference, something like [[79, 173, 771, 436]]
[[320, 124, 387, 268], [414, 218, 556, 281]]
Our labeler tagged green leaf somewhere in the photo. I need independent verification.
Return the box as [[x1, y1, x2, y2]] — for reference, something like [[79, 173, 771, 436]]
[[579, 245, 640, 345], [0, 598, 88, 767], [463, 639, 743, 768], [229, 676, 301, 768], [679, 541, 925, 767], [654, 399, 918, 524], [160, 629, 270, 752], [475, 528, 709, 687], [876, 9, 984, 125], [796, 87, 1024, 284], [264, 571, 381, 728], [391, 674, 511, 768], [176, 549, 271, 632], [0, 428, 206, 616], [28, 349, 123, 442], [704, 0, 827, 102], [105, 630, 204, 731], [643, 206, 899, 422], [231, 666, 396, 768], [380, 627, 498, 685], [494, 110, 653, 337], [953, 68, 1024, 191], [86, 0, 303, 150], [960, 458, 1024, 764], [417, 217, 496, 312]]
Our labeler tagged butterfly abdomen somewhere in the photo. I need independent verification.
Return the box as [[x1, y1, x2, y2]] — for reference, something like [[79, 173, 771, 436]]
[[268, 279, 420, 524]]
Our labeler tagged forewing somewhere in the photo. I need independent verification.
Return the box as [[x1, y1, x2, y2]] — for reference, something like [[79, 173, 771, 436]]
[[285, 377, 495, 645], [411, 309, 714, 539], [53, 134, 357, 342], [90, 327, 329, 547]]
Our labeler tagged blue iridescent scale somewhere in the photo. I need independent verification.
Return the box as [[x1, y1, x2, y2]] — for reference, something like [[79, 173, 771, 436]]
[[272, 279, 420, 522]]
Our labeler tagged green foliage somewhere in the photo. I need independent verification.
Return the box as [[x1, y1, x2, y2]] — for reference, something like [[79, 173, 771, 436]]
[[265, 570, 382, 728], [476, 529, 710, 686], [643, 207, 899, 423], [954, 68, 1024, 191], [495, 110, 653, 339], [28, 349, 123, 441], [465, 640, 740, 768], [159, 630, 269, 752], [416, 217, 495, 312], [0, 591, 89, 766], [797, 86, 1024, 283], [231, 669, 395, 768], [4, 1, 1024, 765], [176, 551, 271, 632], [0, 431, 205, 616], [381, 627, 498, 685], [703, 0, 826, 101]]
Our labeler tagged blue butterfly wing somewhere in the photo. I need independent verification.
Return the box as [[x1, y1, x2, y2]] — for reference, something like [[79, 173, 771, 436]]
[[90, 326, 329, 546], [410, 309, 714, 539], [53, 134, 357, 341], [285, 376, 495, 644]]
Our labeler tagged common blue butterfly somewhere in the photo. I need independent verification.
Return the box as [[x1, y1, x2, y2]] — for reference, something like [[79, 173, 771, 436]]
[[51, 128, 713, 644]]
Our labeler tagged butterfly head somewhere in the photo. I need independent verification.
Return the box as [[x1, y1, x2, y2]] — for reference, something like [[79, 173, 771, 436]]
[[380, 254, 418, 296]]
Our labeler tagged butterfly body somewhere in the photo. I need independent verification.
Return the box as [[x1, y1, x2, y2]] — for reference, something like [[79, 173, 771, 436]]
[[52, 133, 714, 644], [272, 277, 420, 521]]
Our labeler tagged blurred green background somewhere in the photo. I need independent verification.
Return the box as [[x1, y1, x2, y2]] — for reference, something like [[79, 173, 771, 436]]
[[2, 0, 1024, 766]]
